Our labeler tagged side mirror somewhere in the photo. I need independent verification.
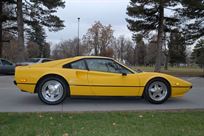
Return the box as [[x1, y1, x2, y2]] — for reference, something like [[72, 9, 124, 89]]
[[122, 72, 127, 76]]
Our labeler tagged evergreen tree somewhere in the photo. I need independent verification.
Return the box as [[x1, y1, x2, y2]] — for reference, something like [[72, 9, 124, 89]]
[[168, 32, 186, 66], [126, 0, 181, 71], [145, 38, 157, 66], [24, 0, 65, 32], [191, 39, 204, 68], [0, 0, 16, 57], [181, 0, 204, 45], [0, 0, 65, 60], [27, 21, 47, 57], [135, 34, 146, 65]]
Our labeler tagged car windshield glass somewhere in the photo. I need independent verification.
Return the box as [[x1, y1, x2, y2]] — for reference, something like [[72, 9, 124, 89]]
[[1, 59, 12, 65], [28, 58, 40, 63]]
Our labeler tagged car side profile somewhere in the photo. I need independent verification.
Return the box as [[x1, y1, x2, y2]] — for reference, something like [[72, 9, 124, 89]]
[[14, 56, 192, 105]]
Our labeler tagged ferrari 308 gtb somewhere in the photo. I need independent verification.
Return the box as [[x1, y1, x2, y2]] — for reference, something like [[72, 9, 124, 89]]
[[14, 56, 192, 105]]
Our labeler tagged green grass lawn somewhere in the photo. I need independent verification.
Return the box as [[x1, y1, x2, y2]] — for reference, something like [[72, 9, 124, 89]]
[[132, 66, 204, 77], [0, 111, 204, 136]]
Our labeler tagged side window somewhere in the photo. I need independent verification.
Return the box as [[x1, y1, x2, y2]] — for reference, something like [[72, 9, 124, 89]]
[[69, 60, 87, 70], [86, 59, 132, 74], [86, 59, 109, 72], [1, 60, 12, 66], [105, 60, 121, 73], [112, 62, 132, 74]]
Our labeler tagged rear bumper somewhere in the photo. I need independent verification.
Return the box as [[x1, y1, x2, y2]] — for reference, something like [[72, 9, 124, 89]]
[[13, 80, 35, 93]]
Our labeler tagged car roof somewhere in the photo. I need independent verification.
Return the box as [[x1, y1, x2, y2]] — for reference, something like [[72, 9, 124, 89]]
[[73, 56, 113, 60]]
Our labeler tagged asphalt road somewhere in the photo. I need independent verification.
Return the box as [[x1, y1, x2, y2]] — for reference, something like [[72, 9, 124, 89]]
[[0, 76, 203, 112]]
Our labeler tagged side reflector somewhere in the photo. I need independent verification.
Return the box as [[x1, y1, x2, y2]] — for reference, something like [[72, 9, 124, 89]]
[[20, 79, 27, 82]]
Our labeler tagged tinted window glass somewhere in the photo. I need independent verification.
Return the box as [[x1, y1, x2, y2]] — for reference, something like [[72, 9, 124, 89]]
[[70, 60, 86, 70], [1, 59, 12, 66], [86, 59, 109, 72], [86, 59, 132, 74], [112, 62, 132, 74]]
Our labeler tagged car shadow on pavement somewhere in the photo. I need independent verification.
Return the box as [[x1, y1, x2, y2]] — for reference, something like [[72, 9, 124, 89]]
[[15, 95, 193, 107]]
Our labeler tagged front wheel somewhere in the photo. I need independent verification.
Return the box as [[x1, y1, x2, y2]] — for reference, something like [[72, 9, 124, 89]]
[[37, 77, 68, 105], [143, 79, 171, 104]]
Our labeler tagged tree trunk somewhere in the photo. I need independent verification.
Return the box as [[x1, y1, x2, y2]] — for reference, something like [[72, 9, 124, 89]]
[[94, 43, 98, 56], [133, 46, 137, 66], [0, 0, 2, 58], [154, 1, 164, 72], [164, 54, 168, 70], [121, 41, 124, 61], [17, 0, 25, 61], [164, 34, 168, 70], [94, 32, 98, 56]]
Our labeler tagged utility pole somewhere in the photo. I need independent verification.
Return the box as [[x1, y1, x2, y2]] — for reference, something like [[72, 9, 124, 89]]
[[77, 17, 80, 56]]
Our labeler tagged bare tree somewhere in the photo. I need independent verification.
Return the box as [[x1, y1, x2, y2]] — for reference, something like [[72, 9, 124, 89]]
[[52, 38, 88, 59], [26, 41, 40, 58], [83, 21, 114, 56], [116, 36, 125, 61], [2, 34, 19, 62]]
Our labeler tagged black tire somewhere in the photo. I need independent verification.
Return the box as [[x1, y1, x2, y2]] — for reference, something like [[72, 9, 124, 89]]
[[37, 76, 69, 105], [143, 78, 171, 104]]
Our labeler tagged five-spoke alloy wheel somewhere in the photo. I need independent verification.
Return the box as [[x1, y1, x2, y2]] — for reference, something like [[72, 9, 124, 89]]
[[37, 76, 68, 105], [144, 78, 170, 104]]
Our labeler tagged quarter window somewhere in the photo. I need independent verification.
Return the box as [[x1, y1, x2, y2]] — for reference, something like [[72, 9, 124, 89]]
[[69, 60, 87, 70]]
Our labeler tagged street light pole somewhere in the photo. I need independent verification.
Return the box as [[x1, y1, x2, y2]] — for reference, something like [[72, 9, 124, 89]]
[[77, 17, 80, 56]]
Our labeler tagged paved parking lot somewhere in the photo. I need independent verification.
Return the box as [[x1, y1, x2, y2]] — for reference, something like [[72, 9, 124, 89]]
[[0, 76, 203, 112]]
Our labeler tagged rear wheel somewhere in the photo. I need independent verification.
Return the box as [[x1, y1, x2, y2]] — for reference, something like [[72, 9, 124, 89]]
[[37, 76, 68, 105], [144, 79, 170, 104]]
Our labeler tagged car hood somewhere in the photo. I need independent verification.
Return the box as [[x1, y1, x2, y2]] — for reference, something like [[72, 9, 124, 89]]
[[136, 72, 192, 87]]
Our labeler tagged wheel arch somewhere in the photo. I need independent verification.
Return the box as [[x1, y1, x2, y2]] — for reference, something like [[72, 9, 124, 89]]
[[34, 73, 70, 95], [142, 77, 171, 96]]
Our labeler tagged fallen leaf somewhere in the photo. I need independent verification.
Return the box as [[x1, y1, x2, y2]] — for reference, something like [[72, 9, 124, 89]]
[[63, 133, 69, 136]]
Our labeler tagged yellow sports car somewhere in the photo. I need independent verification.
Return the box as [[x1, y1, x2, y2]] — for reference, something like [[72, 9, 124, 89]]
[[14, 56, 192, 105]]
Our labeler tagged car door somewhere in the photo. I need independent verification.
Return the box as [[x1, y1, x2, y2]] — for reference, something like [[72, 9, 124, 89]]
[[86, 58, 140, 96], [63, 59, 92, 96]]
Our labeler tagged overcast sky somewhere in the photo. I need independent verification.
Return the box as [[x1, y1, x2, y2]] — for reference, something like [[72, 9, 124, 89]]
[[47, 0, 132, 44]]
